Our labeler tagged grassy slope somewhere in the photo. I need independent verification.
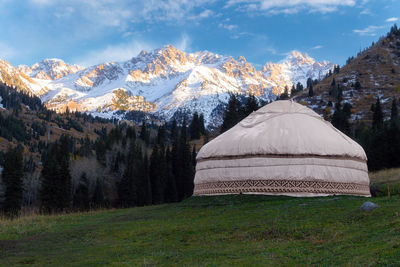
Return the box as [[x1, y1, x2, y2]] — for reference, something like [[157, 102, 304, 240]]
[[1, 195, 400, 266]]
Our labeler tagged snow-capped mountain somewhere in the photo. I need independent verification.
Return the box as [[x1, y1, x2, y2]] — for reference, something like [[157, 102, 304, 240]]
[[262, 51, 335, 95], [18, 59, 82, 80], [0, 59, 49, 96], [1, 46, 335, 127]]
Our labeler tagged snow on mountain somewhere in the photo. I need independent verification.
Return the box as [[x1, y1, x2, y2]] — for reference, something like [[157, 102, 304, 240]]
[[262, 51, 334, 95], [18, 59, 82, 80], [0, 46, 335, 128], [0, 59, 49, 96]]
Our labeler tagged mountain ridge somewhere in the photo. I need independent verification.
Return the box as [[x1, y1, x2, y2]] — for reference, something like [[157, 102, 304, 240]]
[[0, 45, 335, 128]]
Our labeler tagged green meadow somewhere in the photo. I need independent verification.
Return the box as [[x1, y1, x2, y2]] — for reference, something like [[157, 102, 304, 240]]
[[1, 193, 400, 266]]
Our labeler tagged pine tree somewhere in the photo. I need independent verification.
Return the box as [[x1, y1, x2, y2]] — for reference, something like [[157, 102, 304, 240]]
[[354, 80, 361, 90], [179, 121, 194, 200], [306, 77, 313, 88], [391, 98, 398, 121], [308, 84, 314, 97], [149, 144, 165, 204], [189, 112, 200, 140], [91, 178, 105, 209], [295, 82, 303, 92], [58, 135, 72, 210], [117, 142, 141, 207], [73, 172, 89, 211], [199, 114, 206, 135], [192, 145, 197, 170], [221, 94, 242, 133], [331, 104, 350, 135], [142, 154, 152, 205], [279, 86, 289, 100], [40, 136, 72, 213], [139, 121, 149, 144], [372, 97, 383, 130], [245, 95, 259, 116], [126, 126, 136, 140], [165, 147, 178, 203], [134, 150, 151, 206], [157, 124, 167, 146], [2, 147, 23, 216]]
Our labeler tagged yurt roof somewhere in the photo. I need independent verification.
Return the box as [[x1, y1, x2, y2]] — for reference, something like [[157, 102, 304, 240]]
[[198, 100, 367, 161]]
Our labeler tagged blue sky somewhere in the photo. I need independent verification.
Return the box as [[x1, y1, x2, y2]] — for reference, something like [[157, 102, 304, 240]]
[[0, 0, 399, 68]]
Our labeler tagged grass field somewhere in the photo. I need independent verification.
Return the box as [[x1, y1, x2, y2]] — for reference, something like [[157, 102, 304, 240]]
[[1, 194, 400, 266]]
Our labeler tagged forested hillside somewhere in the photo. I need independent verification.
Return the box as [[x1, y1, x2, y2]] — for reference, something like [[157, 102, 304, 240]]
[[0, 81, 209, 216]]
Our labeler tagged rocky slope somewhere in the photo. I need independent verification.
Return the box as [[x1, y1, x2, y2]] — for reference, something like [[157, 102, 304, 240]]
[[296, 25, 400, 123], [1, 46, 334, 127], [18, 59, 82, 80], [262, 51, 334, 95]]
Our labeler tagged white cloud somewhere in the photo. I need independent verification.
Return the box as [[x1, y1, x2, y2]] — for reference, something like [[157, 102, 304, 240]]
[[311, 45, 323, 50], [219, 23, 238, 31], [73, 40, 155, 67], [386, 17, 399, 22], [198, 9, 213, 18], [353, 25, 384, 36], [226, 0, 356, 14], [28, 0, 215, 28], [360, 8, 371, 15]]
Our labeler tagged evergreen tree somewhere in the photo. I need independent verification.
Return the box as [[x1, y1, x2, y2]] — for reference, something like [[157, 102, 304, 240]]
[[192, 145, 197, 170], [165, 147, 178, 203], [58, 135, 73, 209], [336, 85, 343, 103], [245, 95, 259, 116], [134, 151, 151, 206], [2, 147, 23, 216], [279, 86, 289, 100], [308, 84, 314, 97], [157, 124, 167, 146], [139, 121, 149, 144], [40, 135, 72, 213], [91, 178, 105, 209], [117, 143, 141, 207], [189, 112, 200, 140], [95, 139, 106, 165], [372, 97, 384, 130], [170, 118, 179, 142], [73, 172, 89, 211], [354, 80, 361, 90], [221, 94, 243, 133], [149, 144, 165, 204], [306, 77, 313, 88], [331, 103, 350, 135], [180, 122, 194, 200], [126, 126, 136, 140], [391, 98, 398, 121], [199, 113, 206, 135], [142, 154, 152, 205], [295, 82, 303, 92]]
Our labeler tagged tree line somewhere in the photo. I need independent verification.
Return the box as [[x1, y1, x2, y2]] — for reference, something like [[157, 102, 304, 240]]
[[0, 114, 205, 216]]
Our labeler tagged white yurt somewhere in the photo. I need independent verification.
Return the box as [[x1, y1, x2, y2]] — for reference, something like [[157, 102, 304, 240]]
[[194, 100, 370, 197]]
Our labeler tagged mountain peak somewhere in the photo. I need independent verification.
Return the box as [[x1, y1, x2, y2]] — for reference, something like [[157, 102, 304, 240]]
[[285, 50, 315, 64], [18, 58, 82, 80]]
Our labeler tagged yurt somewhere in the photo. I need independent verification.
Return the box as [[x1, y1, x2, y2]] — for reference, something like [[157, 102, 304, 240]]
[[194, 100, 370, 197]]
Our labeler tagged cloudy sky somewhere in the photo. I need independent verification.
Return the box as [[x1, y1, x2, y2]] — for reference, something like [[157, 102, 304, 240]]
[[0, 0, 399, 67]]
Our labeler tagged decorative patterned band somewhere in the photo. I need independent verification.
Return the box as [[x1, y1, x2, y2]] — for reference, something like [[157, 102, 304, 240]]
[[197, 154, 367, 163], [194, 179, 371, 196]]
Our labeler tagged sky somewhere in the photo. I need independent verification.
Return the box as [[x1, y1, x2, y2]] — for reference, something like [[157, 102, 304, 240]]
[[0, 0, 399, 68]]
